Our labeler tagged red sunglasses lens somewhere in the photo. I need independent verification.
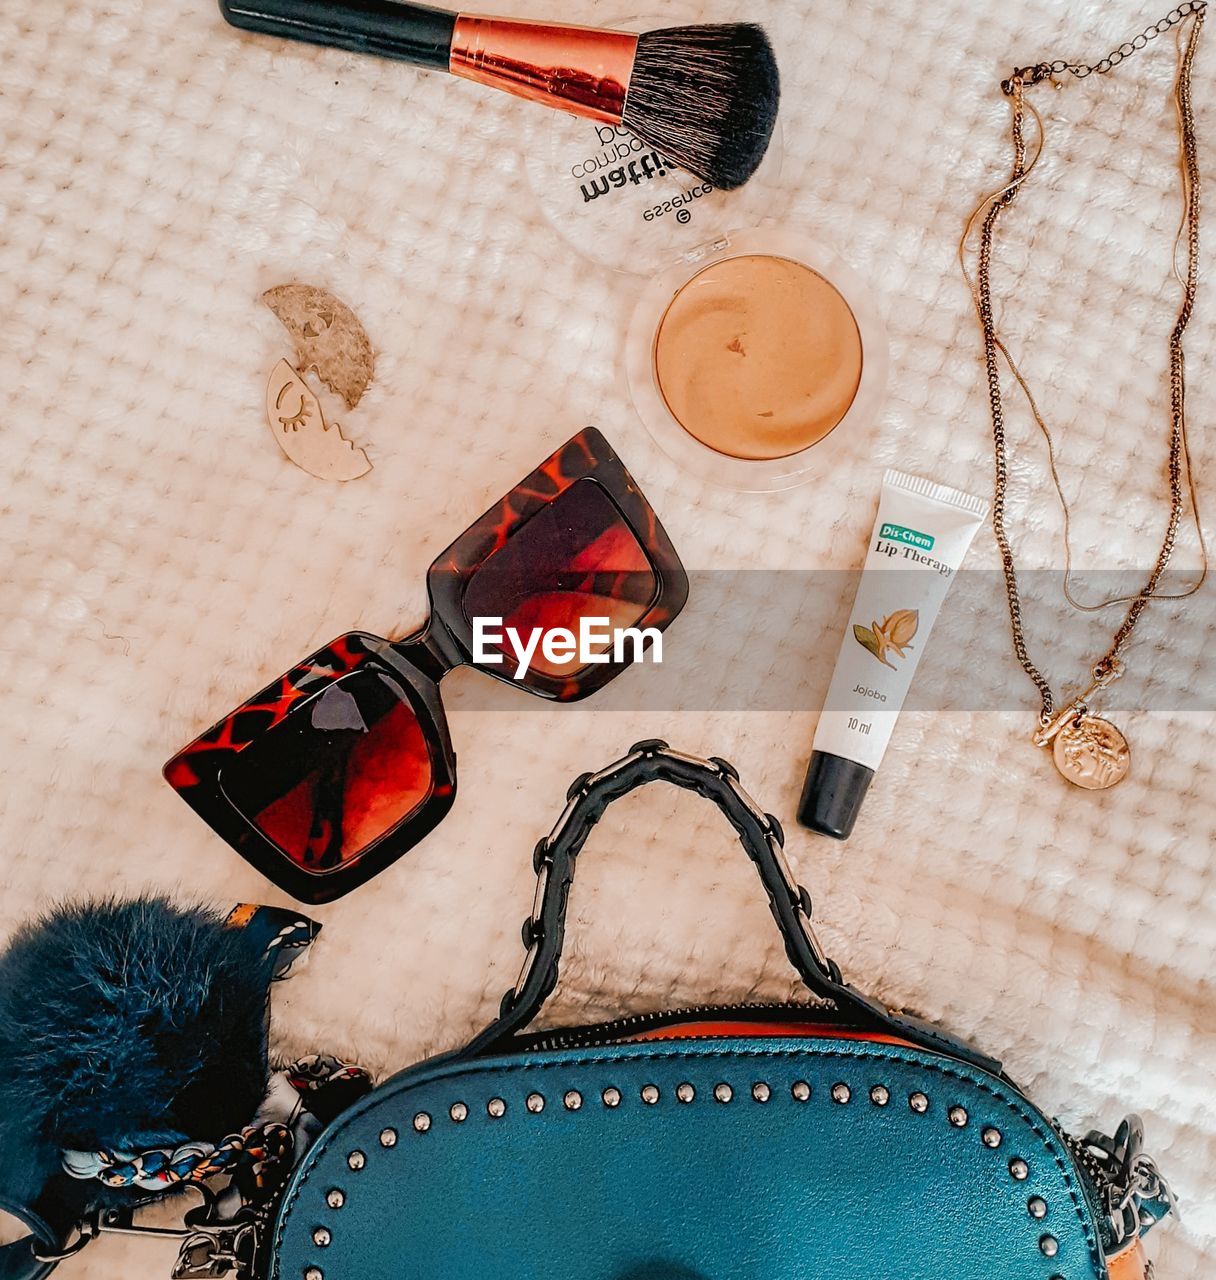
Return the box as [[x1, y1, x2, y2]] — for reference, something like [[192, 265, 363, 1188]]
[[219, 671, 434, 873], [462, 478, 658, 680]]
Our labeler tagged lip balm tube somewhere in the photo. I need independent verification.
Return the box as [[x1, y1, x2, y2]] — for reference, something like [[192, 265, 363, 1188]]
[[798, 470, 988, 840]]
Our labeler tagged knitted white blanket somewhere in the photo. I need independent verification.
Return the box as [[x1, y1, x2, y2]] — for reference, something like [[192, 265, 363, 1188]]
[[1, 0, 1213, 1273]]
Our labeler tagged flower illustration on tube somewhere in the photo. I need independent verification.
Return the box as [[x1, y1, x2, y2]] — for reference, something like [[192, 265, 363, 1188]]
[[853, 609, 919, 670]]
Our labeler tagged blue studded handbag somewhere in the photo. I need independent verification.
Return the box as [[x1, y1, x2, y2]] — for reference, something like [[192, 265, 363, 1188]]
[[264, 744, 1173, 1280], [1, 746, 1174, 1280]]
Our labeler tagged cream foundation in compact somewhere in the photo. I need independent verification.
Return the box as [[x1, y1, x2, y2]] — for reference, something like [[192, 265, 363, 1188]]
[[653, 255, 863, 461], [626, 232, 887, 491]]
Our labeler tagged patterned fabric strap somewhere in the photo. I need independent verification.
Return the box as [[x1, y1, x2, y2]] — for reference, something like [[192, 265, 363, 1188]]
[[62, 1124, 293, 1192], [61, 1054, 371, 1195]]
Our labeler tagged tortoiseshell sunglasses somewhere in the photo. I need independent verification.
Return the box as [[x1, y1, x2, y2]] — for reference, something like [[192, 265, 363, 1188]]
[[164, 429, 687, 903]]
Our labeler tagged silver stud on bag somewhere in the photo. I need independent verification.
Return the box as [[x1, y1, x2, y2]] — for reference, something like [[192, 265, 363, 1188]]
[[641, 1084, 660, 1105], [1010, 1158, 1030, 1181], [487, 1098, 506, 1118], [948, 1106, 969, 1128], [412, 1113, 431, 1133], [909, 1092, 929, 1114], [347, 1151, 365, 1170], [1029, 1197, 1048, 1220], [981, 1126, 1002, 1148], [381, 1127, 399, 1146], [831, 1083, 851, 1105], [527, 1093, 546, 1113], [677, 1083, 696, 1103], [602, 1087, 622, 1108], [1039, 1235, 1059, 1258], [325, 1189, 345, 1210], [450, 1102, 468, 1123], [305, 1268, 324, 1280], [752, 1082, 771, 1103], [714, 1083, 733, 1103], [791, 1081, 811, 1102], [563, 1090, 582, 1111], [870, 1085, 890, 1106], [313, 1228, 332, 1248]]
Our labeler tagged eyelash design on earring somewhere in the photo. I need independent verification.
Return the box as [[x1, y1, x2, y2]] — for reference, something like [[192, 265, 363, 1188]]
[[264, 360, 373, 482], [275, 381, 314, 432]]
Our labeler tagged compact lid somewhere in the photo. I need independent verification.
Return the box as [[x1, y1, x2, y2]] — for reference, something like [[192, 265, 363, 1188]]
[[522, 21, 783, 274]]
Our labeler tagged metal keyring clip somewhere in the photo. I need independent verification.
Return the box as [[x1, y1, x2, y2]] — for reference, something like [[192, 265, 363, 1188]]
[[31, 1184, 218, 1263]]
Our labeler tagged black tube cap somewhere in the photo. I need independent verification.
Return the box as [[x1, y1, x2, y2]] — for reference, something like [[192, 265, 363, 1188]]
[[797, 751, 875, 841]]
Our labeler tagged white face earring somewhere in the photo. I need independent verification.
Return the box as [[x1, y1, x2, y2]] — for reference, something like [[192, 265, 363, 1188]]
[[265, 358, 372, 483], [260, 284, 376, 483]]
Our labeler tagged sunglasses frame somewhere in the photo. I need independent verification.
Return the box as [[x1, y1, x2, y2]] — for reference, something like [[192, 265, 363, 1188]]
[[164, 429, 687, 903]]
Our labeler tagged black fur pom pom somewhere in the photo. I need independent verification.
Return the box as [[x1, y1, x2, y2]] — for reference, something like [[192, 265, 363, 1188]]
[[0, 898, 276, 1213]]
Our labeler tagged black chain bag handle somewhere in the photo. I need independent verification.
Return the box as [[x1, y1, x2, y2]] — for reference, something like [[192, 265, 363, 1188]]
[[463, 741, 1006, 1080]]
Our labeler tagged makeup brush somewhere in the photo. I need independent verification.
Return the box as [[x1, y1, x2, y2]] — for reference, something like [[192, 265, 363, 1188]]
[[219, 0, 780, 189]]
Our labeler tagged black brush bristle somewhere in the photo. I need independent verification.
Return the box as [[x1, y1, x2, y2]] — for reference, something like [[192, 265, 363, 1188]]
[[623, 23, 779, 191]]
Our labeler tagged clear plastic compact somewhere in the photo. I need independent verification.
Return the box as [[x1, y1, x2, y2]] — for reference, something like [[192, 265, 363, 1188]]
[[524, 32, 888, 492]]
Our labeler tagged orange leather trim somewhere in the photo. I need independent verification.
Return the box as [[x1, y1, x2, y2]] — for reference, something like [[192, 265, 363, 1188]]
[[224, 902, 258, 929], [1107, 1241, 1148, 1280], [626, 1021, 914, 1048]]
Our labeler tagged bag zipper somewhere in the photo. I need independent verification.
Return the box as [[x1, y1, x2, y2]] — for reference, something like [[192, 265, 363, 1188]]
[[519, 1000, 847, 1053]]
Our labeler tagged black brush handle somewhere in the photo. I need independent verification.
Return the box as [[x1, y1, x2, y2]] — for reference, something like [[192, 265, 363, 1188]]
[[219, 0, 458, 71]]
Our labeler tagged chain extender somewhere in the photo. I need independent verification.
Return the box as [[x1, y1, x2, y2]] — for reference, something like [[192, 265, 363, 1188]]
[[1002, 1, 1207, 91]]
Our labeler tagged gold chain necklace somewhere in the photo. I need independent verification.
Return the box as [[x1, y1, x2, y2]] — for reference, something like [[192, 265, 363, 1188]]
[[962, 3, 1209, 790]]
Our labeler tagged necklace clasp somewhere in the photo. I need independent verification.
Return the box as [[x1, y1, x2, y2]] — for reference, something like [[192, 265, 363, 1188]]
[[1002, 63, 1053, 94], [1032, 662, 1124, 748]]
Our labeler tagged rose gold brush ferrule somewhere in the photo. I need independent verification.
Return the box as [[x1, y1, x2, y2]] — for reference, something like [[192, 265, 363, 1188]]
[[449, 15, 638, 124]]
